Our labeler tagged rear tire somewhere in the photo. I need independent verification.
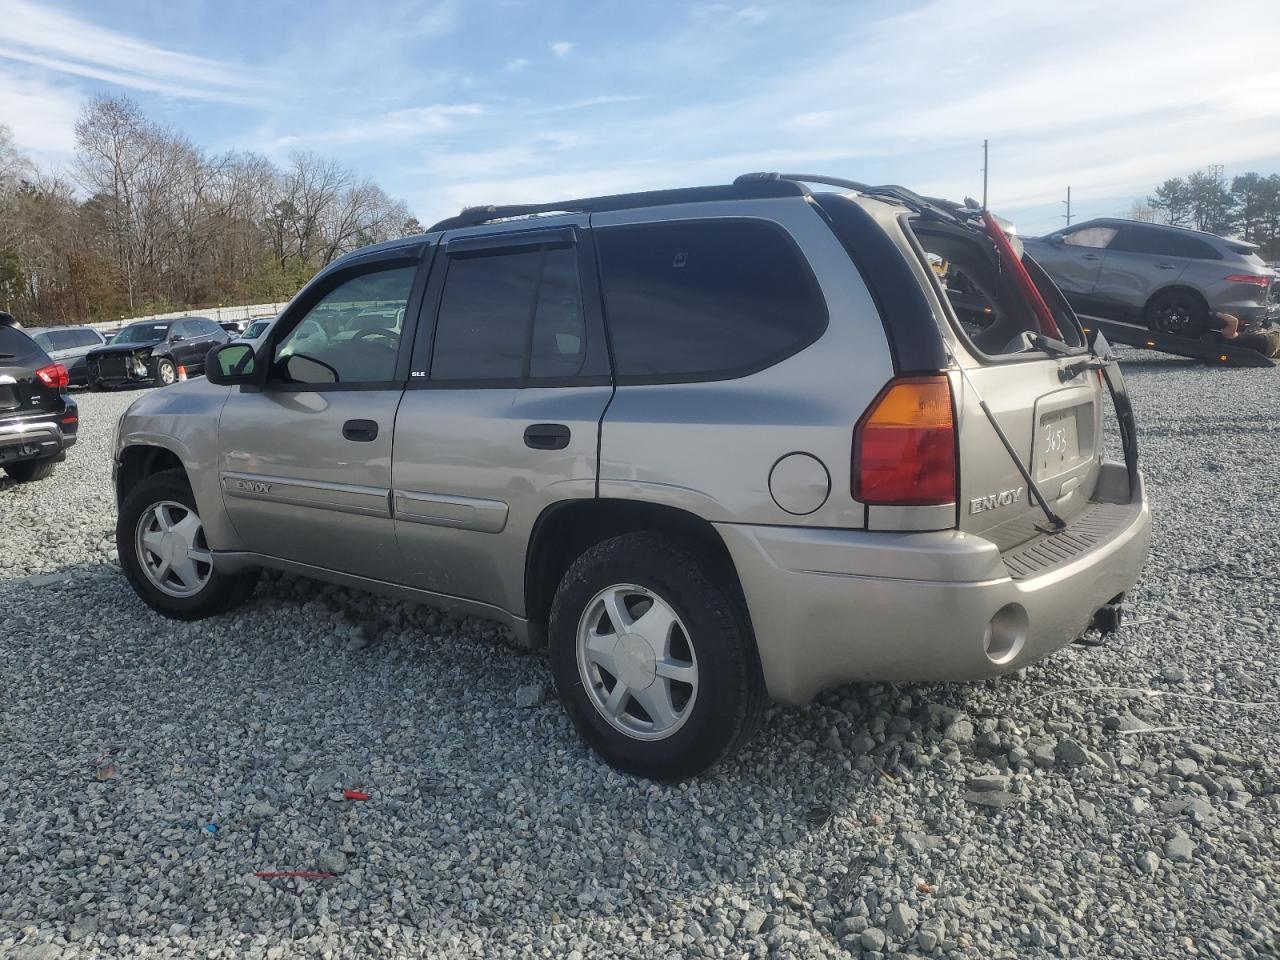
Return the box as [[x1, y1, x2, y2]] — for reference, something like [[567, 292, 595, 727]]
[[4, 458, 57, 482], [1144, 289, 1208, 338], [549, 532, 765, 781], [117, 468, 258, 620]]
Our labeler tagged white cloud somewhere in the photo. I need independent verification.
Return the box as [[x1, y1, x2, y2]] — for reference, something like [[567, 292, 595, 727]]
[[506, 58, 529, 72], [0, 65, 81, 161], [0, 0, 269, 104], [267, 103, 485, 151], [550, 41, 573, 59]]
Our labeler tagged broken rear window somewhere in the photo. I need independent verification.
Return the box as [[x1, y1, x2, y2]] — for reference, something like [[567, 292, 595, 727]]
[[911, 219, 1083, 357]]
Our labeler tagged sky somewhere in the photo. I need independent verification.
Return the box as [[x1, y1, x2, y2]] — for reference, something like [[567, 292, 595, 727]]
[[3, 0, 1280, 235]]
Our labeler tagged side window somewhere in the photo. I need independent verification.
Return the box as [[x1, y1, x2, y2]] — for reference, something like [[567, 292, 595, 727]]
[[1063, 226, 1116, 249], [31, 332, 53, 351], [1167, 234, 1220, 260], [1110, 226, 1178, 257], [595, 219, 827, 381], [170, 321, 189, 340], [273, 264, 416, 385], [428, 242, 606, 383], [432, 249, 541, 380], [50, 330, 79, 350], [75, 329, 103, 347]]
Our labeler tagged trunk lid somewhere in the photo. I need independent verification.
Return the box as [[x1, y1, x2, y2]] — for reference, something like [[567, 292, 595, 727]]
[[909, 213, 1101, 549], [0, 325, 61, 418]]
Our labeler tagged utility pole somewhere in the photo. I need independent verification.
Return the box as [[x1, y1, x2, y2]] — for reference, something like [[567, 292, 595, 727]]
[[981, 139, 989, 210], [1062, 186, 1072, 227]]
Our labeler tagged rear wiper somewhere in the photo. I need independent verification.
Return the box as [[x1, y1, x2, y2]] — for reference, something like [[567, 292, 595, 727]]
[[944, 342, 1067, 534]]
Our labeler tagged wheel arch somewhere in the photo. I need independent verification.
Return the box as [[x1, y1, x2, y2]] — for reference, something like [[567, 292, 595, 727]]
[[115, 442, 187, 508], [523, 498, 754, 651], [1143, 283, 1209, 316]]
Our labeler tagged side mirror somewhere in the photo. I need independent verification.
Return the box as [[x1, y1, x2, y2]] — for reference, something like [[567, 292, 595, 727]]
[[206, 342, 258, 385], [1048, 233, 1066, 246]]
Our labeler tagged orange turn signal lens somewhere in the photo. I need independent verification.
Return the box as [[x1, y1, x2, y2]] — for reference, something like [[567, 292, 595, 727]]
[[853, 375, 957, 506]]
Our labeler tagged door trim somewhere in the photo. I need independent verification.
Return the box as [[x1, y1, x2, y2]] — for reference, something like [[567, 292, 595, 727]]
[[392, 489, 509, 533], [220, 471, 391, 518]]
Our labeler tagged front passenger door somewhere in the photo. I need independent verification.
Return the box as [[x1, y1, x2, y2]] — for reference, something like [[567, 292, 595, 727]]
[[216, 249, 428, 582]]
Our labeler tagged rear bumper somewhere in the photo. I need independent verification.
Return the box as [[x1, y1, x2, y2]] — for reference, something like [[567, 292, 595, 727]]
[[718, 461, 1151, 704], [0, 411, 77, 467], [1229, 301, 1279, 325]]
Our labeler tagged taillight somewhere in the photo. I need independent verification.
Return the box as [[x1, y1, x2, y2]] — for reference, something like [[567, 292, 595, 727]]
[[853, 375, 957, 505], [1224, 274, 1270, 287], [35, 363, 69, 389]]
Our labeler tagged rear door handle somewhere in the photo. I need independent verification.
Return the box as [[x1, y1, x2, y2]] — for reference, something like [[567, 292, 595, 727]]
[[524, 423, 570, 450], [343, 419, 379, 442], [1156, 263, 1177, 270], [1082, 254, 1101, 261]]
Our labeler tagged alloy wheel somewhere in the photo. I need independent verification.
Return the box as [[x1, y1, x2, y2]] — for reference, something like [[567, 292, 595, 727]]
[[575, 583, 698, 741], [134, 500, 212, 598]]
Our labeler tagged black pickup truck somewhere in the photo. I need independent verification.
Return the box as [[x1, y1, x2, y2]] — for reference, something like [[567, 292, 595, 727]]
[[0, 313, 78, 482]]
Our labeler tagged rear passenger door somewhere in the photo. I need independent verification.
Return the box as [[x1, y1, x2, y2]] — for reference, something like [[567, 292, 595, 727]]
[[391, 220, 612, 613], [1093, 225, 1189, 318]]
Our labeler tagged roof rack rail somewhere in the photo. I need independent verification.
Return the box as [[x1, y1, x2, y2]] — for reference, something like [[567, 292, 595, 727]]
[[428, 179, 812, 232], [735, 172, 977, 226]]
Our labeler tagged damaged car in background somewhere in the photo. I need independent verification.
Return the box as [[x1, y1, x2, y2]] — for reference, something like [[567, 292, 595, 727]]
[[86, 317, 229, 390]]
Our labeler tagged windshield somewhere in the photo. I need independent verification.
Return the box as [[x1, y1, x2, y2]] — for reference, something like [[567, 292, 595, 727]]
[[112, 323, 170, 344]]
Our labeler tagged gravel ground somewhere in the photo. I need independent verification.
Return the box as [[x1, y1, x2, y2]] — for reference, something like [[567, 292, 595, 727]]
[[1, 353, 1277, 960]]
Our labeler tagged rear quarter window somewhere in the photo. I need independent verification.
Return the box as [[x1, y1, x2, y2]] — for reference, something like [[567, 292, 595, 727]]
[[595, 218, 827, 382], [0, 325, 41, 359]]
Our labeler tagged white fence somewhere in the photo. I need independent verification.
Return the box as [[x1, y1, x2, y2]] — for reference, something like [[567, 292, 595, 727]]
[[89, 301, 291, 334]]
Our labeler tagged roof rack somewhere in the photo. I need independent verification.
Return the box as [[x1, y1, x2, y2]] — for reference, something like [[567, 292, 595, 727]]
[[736, 172, 978, 226], [427, 179, 812, 232]]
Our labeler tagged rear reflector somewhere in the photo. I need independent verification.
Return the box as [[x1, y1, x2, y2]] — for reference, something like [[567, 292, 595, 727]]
[[853, 375, 957, 506], [1224, 274, 1270, 287], [35, 363, 69, 389]]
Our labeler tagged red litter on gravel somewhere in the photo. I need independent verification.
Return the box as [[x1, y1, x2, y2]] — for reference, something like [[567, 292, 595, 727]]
[[343, 789, 370, 801]]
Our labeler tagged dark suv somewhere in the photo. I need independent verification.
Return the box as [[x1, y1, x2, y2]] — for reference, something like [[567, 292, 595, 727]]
[[0, 314, 78, 482], [1024, 218, 1278, 338], [87, 316, 229, 389]]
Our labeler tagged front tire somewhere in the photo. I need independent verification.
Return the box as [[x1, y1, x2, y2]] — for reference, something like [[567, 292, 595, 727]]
[[549, 532, 765, 781], [155, 358, 177, 386], [4, 458, 57, 482], [117, 468, 258, 620]]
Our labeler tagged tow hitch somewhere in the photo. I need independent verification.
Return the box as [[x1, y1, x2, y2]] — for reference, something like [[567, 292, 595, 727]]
[[1075, 596, 1125, 647]]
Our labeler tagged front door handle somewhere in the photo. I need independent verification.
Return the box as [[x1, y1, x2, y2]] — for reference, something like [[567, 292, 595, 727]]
[[524, 423, 570, 450], [343, 419, 379, 442], [1156, 263, 1177, 270], [1082, 253, 1101, 261]]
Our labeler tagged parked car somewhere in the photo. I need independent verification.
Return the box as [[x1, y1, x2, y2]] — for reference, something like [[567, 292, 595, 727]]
[[219, 319, 249, 337], [0, 312, 78, 482], [28, 325, 108, 386], [237, 316, 275, 342], [1023, 218, 1278, 338], [87, 316, 229, 389], [111, 175, 1150, 779]]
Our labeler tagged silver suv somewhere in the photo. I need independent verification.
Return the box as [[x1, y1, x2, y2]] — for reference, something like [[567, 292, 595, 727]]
[[1023, 218, 1278, 337], [112, 174, 1151, 779]]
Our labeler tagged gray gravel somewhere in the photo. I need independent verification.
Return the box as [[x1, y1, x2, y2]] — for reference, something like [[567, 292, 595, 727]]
[[1, 354, 1278, 959]]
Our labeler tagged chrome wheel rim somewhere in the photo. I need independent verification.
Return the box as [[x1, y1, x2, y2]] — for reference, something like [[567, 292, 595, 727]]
[[158, 362, 176, 385], [134, 500, 212, 598], [575, 583, 698, 741]]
